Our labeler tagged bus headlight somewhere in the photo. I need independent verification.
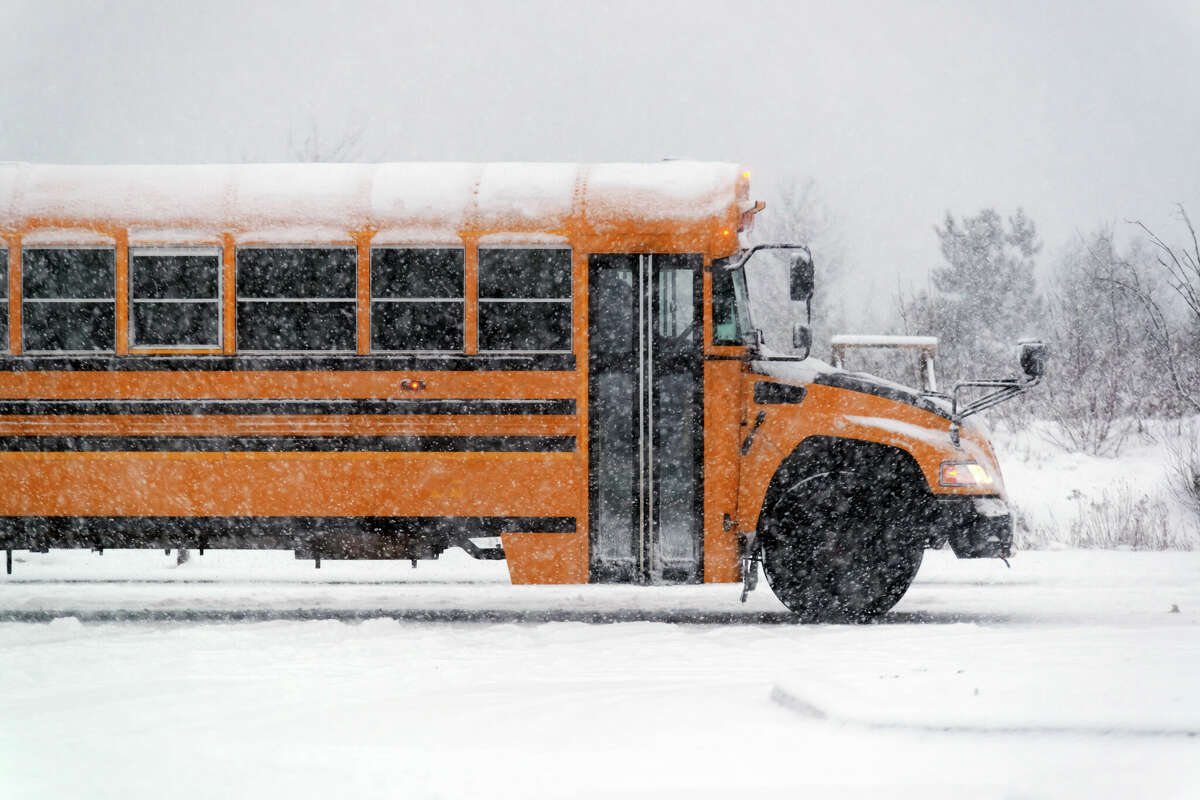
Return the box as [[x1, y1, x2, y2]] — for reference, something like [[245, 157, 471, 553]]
[[939, 461, 994, 488]]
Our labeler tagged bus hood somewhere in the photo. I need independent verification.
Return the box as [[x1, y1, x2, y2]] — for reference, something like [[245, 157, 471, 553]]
[[751, 353, 955, 421]]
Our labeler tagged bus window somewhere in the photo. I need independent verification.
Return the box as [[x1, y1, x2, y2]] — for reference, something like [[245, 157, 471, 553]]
[[478, 247, 572, 352], [371, 247, 465, 352], [130, 247, 221, 348], [0, 248, 7, 350], [22, 247, 116, 353], [236, 247, 357, 352], [711, 266, 742, 345]]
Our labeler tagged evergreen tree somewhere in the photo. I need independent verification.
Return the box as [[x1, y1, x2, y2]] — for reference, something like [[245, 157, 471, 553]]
[[902, 208, 1046, 385]]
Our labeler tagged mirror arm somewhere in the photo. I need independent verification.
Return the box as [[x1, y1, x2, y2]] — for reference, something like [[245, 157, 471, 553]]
[[952, 372, 1044, 421], [724, 242, 812, 271]]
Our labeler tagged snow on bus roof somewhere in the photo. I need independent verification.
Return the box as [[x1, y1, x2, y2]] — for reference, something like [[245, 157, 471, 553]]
[[0, 162, 743, 237]]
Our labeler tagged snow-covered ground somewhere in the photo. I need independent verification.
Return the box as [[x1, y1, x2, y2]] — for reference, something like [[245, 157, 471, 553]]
[[993, 418, 1200, 550], [3, 548, 1199, 799]]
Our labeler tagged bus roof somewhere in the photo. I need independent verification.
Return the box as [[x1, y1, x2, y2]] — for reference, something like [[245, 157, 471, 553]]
[[0, 161, 750, 244]]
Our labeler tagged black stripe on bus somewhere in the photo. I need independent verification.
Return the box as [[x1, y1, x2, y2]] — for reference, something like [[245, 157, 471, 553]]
[[0, 515, 577, 540], [0, 435, 576, 453], [0, 354, 576, 373], [0, 398, 576, 416]]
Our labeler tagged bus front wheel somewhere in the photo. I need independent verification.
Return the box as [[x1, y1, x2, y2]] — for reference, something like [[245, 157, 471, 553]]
[[760, 470, 925, 622]]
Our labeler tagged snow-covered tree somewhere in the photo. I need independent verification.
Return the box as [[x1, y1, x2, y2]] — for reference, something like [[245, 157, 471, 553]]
[[900, 208, 1046, 388]]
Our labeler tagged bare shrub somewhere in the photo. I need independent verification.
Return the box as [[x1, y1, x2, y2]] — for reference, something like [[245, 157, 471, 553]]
[[1113, 207, 1200, 415], [1039, 231, 1163, 456], [1012, 509, 1049, 551], [287, 119, 367, 163], [1166, 420, 1200, 525], [1064, 484, 1189, 551]]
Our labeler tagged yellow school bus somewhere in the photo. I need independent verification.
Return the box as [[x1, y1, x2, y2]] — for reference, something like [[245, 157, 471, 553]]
[[0, 162, 1043, 620]]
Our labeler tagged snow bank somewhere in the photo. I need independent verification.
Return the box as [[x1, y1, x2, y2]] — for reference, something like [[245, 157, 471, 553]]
[[992, 417, 1200, 550]]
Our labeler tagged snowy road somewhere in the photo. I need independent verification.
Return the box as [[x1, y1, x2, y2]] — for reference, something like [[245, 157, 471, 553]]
[[3, 549, 1199, 799]]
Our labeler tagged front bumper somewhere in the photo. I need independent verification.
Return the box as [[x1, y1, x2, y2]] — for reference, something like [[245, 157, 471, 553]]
[[931, 496, 1013, 558]]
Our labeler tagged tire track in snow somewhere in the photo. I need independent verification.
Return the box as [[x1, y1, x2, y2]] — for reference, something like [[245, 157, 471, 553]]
[[0, 608, 802, 625], [769, 685, 1200, 739]]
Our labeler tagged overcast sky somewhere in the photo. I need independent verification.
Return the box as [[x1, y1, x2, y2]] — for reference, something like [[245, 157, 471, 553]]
[[2, 0, 1198, 316]]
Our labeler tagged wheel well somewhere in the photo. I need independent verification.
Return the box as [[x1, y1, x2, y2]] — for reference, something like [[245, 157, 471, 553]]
[[757, 436, 934, 538]]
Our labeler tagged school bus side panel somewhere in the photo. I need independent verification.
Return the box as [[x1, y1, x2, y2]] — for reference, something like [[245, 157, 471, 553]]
[[701, 359, 743, 583], [0, 451, 579, 517]]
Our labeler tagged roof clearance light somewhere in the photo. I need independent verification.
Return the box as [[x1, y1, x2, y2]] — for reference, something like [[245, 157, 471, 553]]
[[939, 461, 994, 487], [722, 229, 731, 236], [743, 171, 751, 179]]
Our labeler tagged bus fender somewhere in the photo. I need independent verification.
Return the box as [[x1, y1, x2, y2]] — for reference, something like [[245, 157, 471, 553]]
[[755, 435, 938, 545]]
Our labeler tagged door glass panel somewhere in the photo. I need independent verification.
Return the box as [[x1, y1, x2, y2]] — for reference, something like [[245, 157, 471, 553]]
[[657, 267, 694, 340], [596, 372, 635, 561], [656, 372, 696, 565], [589, 256, 638, 573], [591, 265, 635, 355], [652, 260, 701, 577]]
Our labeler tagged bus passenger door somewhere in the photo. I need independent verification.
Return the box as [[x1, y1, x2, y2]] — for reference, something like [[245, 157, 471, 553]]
[[588, 254, 704, 583]]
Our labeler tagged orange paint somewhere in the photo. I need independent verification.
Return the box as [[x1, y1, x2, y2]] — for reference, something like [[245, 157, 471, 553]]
[[734, 377, 1005, 535], [702, 359, 745, 583], [0, 369, 576, 400], [0, 452, 578, 518], [501, 533, 588, 584], [221, 234, 236, 354], [354, 232, 373, 355], [114, 230, 129, 355]]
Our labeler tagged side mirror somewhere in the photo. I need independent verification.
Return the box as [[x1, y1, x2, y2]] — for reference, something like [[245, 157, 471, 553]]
[[1018, 340, 1048, 381], [792, 322, 812, 359], [789, 253, 815, 302]]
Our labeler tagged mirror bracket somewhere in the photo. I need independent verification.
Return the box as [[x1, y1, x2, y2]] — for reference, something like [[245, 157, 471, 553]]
[[952, 340, 1048, 422]]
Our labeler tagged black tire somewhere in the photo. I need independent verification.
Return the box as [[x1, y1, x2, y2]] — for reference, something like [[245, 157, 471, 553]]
[[760, 469, 925, 622]]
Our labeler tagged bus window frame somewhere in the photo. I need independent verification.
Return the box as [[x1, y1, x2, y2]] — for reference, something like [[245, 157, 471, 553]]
[[476, 244, 574, 355], [20, 244, 118, 355], [369, 244, 467, 354], [0, 245, 7, 353], [128, 245, 223, 353], [234, 244, 359, 355]]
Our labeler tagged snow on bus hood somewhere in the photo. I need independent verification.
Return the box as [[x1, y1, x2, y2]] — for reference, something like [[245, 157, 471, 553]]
[[750, 351, 838, 385], [751, 348, 954, 418]]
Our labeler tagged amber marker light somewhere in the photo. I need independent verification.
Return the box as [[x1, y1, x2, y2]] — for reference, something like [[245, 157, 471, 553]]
[[399, 379, 426, 391], [939, 461, 994, 487]]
